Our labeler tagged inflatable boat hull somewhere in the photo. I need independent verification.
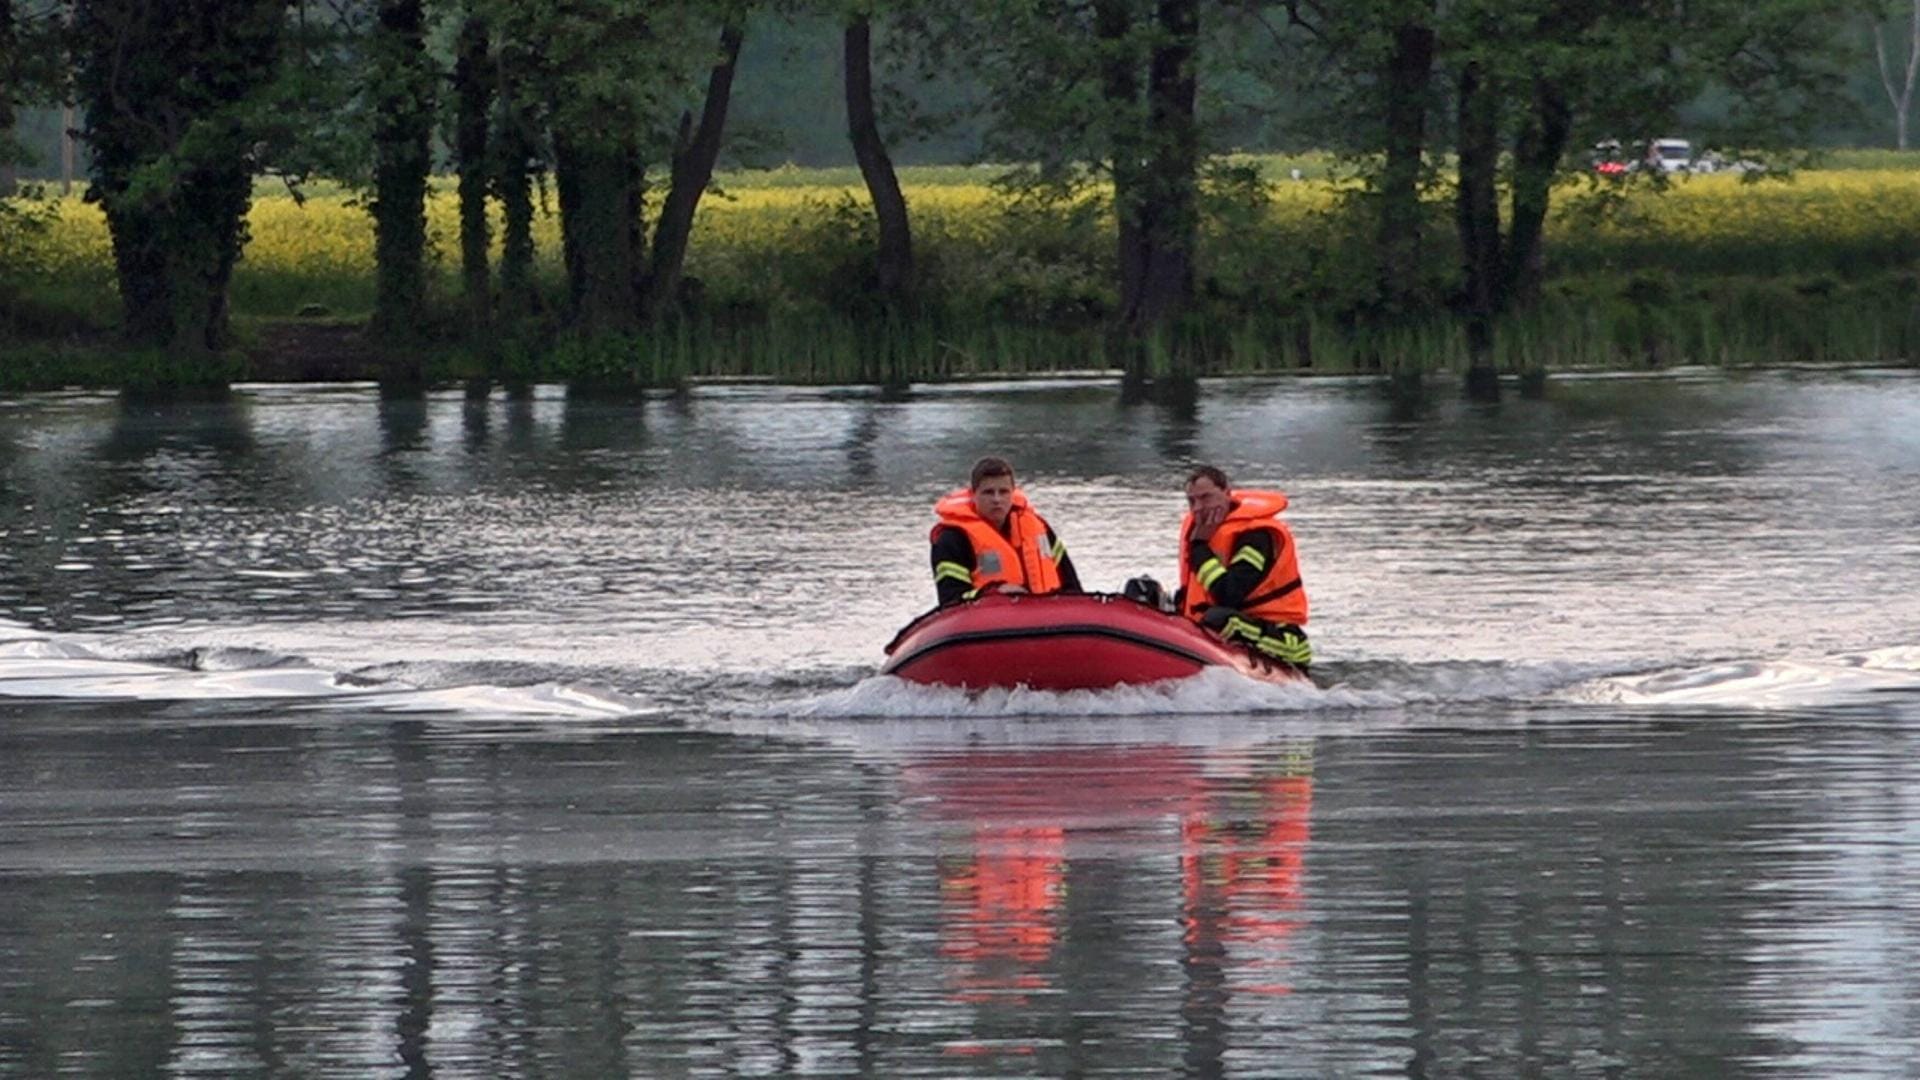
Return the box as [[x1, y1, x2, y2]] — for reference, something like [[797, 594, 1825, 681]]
[[881, 593, 1301, 691]]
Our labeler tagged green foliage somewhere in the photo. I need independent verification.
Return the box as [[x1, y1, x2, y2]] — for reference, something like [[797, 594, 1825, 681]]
[[0, 186, 56, 286], [71, 0, 286, 353]]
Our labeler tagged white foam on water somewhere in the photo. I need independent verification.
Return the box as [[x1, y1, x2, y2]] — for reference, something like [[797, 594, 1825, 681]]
[[769, 668, 1343, 719], [304, 679, 652, 719], [711, 706, 1406, 753], [0, 624, 652, 720], [1565, 646, 1920, 709], [751, 657, 1621, 722]]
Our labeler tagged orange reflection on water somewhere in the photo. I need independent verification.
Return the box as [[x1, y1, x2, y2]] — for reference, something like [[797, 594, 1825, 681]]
[[939, 825, 1066, 1003], [1182, 774, 1313, 996], [911, 746, 1313, 1006]]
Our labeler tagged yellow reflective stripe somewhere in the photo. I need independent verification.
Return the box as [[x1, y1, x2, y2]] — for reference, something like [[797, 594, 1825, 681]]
[[1231, 546, 1268, 572], [962, 586, 983, 600], [1254, 634, 1313, 664], [1049, 537, 1067, 561], [1197, 558, 1227, 588], [934, 561, 974, 585], [1222, 615, 1262, 642]]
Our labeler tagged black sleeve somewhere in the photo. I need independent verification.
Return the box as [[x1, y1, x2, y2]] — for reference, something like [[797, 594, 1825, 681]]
[[1048, 526, 1083, 593], [1196, 528, 1278, 610], [931, 526, 977, 606]]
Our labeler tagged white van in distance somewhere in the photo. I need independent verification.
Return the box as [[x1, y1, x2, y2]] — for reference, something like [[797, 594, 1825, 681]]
[[1648, 138, 1693, 173]]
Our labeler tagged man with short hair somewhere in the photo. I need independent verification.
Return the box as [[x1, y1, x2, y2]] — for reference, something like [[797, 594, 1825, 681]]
[[930, 456, 1081, 606], [1177, 464, 1312, 670]]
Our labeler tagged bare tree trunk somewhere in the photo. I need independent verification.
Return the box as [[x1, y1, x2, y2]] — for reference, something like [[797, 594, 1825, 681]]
[[642, 21, 743, 322], [453, 11, 492, 332], [1376, 14, 1436, 324], [844, 16, 912, 304], [1872, 3, 1920, 150], [1503, 76, 1571, 307], [1134, 0, 1199, 347], [1096, 0, 1147, 376], [493, 55, 536, 320], [1454, 59, 1502, 401], [370, 0, 433, 350]]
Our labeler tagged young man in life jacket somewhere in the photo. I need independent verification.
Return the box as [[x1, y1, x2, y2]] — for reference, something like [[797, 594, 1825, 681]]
[[1177, 464, 1312, 671], [930, 456, 1082, 606]]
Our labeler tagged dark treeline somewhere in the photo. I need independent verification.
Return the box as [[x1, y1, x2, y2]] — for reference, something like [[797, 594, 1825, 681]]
[[0, 0, 1903, 397]]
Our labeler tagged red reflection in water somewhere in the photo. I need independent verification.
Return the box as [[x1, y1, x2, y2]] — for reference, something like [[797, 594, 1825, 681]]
[[1181, 774, 1313, 995], [909, 746, 1314, 1006], [940, 824, 1066, 1000]]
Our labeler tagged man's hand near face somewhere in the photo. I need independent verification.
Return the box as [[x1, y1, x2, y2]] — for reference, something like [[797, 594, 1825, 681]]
[[1189, 503, 1228, 542]]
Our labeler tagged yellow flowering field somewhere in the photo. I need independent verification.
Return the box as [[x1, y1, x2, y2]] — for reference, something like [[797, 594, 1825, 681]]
[[1563, 171, 1920, 274], [17, 166, 1920, 318]]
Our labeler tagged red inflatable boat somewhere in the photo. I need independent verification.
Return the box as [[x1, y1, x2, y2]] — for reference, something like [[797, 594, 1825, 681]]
[[880, 592, 1304, 691]]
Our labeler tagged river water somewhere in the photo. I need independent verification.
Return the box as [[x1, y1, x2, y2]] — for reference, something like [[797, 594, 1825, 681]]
[[2, 371, 1918, 1077]]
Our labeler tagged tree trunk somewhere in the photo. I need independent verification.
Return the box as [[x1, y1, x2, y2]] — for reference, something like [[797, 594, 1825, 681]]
[[554, 134, 583, 312], [1873, 7, 1920, 151], [1134, 0, 1199, 350], [493, 41, 537, 320], [555, 131, 643, 334], [495, 114, 535, 319], [73, 0, 283, 359], [844, 15, 913, 305], [1, 0, 16, 198], [642, 21, 743, 322], [370, 0, 434, 351], [453, 11, 492, 333], [1454, 59, 1502, 400], [1096, 0, 1147, 375], [1504, 76, 1572, 308], [1376, 16, 1435, 323]]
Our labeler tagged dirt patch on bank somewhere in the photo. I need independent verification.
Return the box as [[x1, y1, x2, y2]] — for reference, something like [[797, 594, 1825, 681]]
[[243, 319, 388, 381]]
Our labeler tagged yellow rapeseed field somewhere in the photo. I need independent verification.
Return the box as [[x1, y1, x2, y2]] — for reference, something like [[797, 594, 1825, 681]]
[[21, 167, 1920, 316]]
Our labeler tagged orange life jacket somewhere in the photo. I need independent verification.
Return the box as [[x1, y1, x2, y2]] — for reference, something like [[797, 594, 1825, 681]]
[[932, 489, 1067, 595], [1178, 490, 1308, 627]]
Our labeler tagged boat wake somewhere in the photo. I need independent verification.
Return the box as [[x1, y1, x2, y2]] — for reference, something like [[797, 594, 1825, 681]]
[[1565, 647, 1920, 710], [5, 617, 1915, 724], [0, 620, 651, 721], [754, 657, 1625, 720]]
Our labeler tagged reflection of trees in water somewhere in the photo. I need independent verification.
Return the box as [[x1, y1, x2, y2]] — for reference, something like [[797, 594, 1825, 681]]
[[1364, 376, 1776, 481], [375, 383, 430, 497], [1145, 387, 1202, 466], [1330, 726, 1828, 1072], [459, 378, 493, 454], [105, 389, 257, 465], [552, 388, 652, 491], [9, 722, 1888, 1075], [841, 393, 910, 488], [2, 393, 273, 625]]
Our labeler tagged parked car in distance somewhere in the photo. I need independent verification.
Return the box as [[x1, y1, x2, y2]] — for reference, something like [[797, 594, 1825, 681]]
[[1647, 138, 1692, 173]]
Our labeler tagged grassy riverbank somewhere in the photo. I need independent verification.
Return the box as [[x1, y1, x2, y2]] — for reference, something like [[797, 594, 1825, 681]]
[[4, 153, 1919, 389]]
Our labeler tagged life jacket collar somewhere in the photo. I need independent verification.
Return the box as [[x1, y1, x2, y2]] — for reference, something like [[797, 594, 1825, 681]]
[[935, 487, 1033, 531], [1180, 489, 1288, 535]]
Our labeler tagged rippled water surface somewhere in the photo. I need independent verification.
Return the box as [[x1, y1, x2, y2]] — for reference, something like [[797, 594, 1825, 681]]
[[4, 371, 1919, 1076]]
